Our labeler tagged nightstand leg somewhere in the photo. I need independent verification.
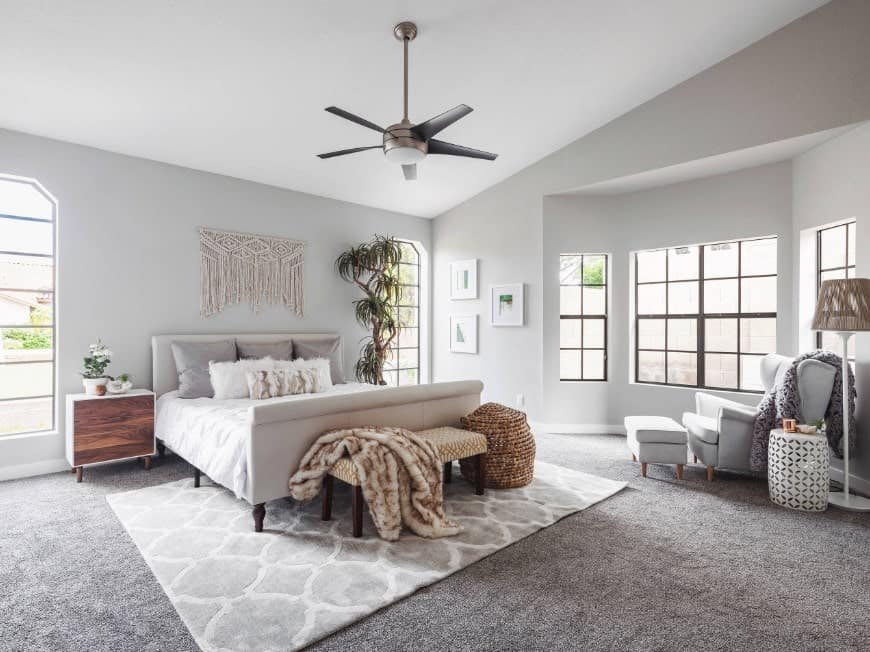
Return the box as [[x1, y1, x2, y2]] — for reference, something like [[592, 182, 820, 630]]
[[76, 467, 83, 483], [253, 503, 266, 532], [142, 456, 152, 471]]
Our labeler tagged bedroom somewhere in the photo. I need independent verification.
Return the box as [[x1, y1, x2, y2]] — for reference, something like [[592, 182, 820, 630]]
[[1, 1, 869, 651]]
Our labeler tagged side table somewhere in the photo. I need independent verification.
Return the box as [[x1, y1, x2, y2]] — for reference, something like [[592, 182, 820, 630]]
[[768, 428, 829, 512]]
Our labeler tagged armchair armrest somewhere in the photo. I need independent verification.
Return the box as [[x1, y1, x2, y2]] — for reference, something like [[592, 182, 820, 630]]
[[719, 403, 757, 425], [695, 392, 754, 419]]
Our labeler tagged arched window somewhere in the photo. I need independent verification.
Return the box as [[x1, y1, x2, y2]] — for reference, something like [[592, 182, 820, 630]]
[[0, 175, 56, 435]]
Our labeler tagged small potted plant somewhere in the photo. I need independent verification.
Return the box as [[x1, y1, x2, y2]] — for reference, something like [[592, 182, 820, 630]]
[[107, 373, 133, 395], [81, 340, 112, 395]]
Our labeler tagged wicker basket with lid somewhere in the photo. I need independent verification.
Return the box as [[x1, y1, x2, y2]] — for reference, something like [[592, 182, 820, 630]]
[[460, 402, 535, 488]]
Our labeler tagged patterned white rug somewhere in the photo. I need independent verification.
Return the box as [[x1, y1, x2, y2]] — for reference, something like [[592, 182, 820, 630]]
[[107, 461, 625, 651]]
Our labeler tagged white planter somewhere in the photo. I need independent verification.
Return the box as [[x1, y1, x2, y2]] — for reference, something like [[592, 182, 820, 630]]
[[82, 377, 108, 396], [107, 379, 133, 394]]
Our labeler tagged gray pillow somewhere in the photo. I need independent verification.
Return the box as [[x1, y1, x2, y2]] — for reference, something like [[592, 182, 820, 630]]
[[171, 339, 237, 398], [293, 337, 345, 384], [237, 340, 293, 361]]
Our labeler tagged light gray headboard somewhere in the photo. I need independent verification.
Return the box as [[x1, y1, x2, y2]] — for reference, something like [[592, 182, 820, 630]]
[[151, 332, 343, 397]]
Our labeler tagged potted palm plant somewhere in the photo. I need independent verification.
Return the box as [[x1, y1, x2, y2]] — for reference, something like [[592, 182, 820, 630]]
[[336, 235, 404, 385]]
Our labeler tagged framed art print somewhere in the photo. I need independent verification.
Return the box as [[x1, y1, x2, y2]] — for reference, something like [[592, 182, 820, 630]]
[[450, 314, 478, 353], [450, 259, 478, 300], [490, 283, 524, 326]]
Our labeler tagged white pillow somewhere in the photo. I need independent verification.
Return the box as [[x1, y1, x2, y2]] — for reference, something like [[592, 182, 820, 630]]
[[273, 358, 332, 392], [210, 357, 274, 399]]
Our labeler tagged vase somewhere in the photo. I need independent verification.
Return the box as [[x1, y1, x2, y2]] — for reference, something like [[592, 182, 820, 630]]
[[83, 377, 108, 396]]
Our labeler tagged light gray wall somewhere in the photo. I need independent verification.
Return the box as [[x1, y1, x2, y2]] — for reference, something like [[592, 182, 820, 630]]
[[542, 163, 794, 427], [0, 129, 431, 477], [432, 0, 870, 419], [793, 123, 870, 488]]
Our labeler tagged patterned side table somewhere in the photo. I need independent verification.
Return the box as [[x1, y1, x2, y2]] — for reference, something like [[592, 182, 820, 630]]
[[768, 428, 830, 512]]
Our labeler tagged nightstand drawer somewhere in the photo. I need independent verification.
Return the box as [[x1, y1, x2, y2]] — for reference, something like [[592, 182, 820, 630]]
[[72, 394, 154, 465]]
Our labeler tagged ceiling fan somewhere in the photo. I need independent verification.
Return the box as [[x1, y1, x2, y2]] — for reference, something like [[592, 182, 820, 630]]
[[317, 21, 498, 181]]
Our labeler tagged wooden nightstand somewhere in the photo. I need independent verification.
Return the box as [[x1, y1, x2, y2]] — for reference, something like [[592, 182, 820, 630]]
[[65, 389, 155, 482]]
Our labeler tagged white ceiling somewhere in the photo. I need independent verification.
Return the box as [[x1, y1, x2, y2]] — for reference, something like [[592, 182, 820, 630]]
[[0, 0, 828, 218]]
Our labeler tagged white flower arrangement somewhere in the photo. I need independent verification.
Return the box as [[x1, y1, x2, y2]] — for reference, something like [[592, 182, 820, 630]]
[[81, 339, 112, 378]]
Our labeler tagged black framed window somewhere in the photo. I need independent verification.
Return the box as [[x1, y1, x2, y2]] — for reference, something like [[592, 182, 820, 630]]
[[816, 221, 856, 359], [0, 177, 56, 436], [559, 254, 607, 381], [385, 240, 420, 386], [635, 237, 777, 392]]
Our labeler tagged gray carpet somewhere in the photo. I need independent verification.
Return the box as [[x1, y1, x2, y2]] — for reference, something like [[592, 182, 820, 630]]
[[1, 433, 868, 652]]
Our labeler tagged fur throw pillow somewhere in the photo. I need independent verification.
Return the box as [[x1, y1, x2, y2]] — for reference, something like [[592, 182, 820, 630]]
[[210, 357, 274, 399], [272, 358, 333, 392], [246, 367, 325, 400]]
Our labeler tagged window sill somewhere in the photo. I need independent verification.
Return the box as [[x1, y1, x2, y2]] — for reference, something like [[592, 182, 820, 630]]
[[630, 381, 762, 396], [0, 429, 59, 442]]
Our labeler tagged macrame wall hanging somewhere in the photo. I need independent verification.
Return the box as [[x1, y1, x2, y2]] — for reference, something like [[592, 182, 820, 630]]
[[199, 227, 304, 318]]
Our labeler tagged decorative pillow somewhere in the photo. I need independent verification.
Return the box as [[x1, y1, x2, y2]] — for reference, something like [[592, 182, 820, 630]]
[[273, 358, 332, 392], [171, 339, 237, 399], [246, 367, 324, 400], [246, 370, 276, 400], [237, 340, 293, 361], [293, 337, 345, 384], [210, 357, 274, 400]]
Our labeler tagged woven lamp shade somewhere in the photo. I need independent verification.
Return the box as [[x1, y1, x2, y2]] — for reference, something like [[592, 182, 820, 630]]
[[812, 278, 870, 332]]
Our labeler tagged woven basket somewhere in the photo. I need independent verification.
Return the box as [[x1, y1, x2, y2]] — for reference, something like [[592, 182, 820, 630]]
[[460, 402, 535, 489]]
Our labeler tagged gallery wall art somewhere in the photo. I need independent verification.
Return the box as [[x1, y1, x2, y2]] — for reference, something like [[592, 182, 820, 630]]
[[490, 283, 524, 327], [450, 314, 478, 353], [450, 259, 478, 300]]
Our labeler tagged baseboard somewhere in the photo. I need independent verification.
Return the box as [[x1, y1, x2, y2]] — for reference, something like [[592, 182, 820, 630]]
[[829, 467, 870, 498], [0, 458, 69, 482], [530, 422, 626, 435]]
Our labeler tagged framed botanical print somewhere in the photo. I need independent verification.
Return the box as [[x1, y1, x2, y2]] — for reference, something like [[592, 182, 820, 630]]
[[450, 314, 478, 353], [490, 283, 524, 326], [450, 259, 478, 300]]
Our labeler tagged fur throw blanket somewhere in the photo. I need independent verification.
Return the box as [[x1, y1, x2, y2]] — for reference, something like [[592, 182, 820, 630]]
[[750, 350, 856, 471], [288, 427, 460, 541]]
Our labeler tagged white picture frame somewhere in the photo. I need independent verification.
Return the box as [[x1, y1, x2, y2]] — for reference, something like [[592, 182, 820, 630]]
[[450, 259, 478, 300], [449, 315, 478, 354], [490, 283, 524, 327]]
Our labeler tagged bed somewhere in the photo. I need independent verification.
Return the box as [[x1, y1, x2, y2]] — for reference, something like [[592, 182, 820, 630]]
[[152, 333, 483, 530]]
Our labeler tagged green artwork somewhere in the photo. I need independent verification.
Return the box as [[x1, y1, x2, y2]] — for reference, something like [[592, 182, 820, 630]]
[[455, 323, 465, 343], [462, 269, 469, 289], [499, 294, 513, 313]]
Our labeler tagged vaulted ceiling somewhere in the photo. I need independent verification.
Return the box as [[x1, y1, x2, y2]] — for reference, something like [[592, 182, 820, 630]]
[[0, 0, 828, 217]]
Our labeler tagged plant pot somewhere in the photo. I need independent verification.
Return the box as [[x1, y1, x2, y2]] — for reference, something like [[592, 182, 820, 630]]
[[107, 380, 133, 394], [83, 377, 108, 396]]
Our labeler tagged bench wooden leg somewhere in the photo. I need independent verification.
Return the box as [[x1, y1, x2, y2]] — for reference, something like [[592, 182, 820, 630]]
[[474, 454, 486, 495], [194, 468, 201, 488], [352, 485, 363, 538], [253, 503, 266, 532], [640, 462, 647, 478], [631, 453, 637, 462], [693, 454, 698, 464], [676, 464, 684, 480], [707, 466, 715, 482], [443, 462, 452, 484], [321, 475, 333, 521]]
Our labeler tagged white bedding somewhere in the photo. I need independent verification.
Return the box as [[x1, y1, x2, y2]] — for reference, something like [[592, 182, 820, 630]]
[[156, 382, 380, 498]]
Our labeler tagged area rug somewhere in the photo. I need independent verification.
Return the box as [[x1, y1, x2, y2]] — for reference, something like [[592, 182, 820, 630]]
[[107, 461, 625, 651]]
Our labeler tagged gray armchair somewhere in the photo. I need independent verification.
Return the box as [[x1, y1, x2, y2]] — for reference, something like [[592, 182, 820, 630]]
[[681, 353, 836, 479]]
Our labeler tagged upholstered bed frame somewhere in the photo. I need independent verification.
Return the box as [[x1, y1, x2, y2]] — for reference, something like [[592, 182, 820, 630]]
[[152, 333, 483, 531]]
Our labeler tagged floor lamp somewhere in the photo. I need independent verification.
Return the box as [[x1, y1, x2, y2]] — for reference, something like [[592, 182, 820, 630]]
[[812, 278, 870, 511]]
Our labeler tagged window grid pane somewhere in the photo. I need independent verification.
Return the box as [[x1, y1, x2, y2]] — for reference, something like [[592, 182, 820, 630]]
[[0, 179, 56, 436], [389, 240, 421, 387], [634, 236, 777, 392], [560, 254, 608, 381], [816, 222, 856, 360]]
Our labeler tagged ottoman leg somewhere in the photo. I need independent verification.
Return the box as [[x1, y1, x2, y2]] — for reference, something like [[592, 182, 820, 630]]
[[321, 475, 333, 521], [631, 453, 637, 462], [474, 454, 486, 496], [640, 462, 647, 478], [443, 462, 452, 484], [352, 485, 364, 538], [707, 466, 715, 482], [693, 454, 698, 464], [676, 464, 684, 480]]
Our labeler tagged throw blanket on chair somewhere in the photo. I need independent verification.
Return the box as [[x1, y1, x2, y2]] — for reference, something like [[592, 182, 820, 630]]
[[750, 351, 856, 471], [288, 427, 461, 541]]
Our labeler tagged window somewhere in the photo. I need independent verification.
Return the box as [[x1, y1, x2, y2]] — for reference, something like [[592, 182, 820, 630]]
[[385, 240, 420, 386], [817, 221, 856, 359], [559, 254, 607, 381], [0, 176, 56, 435], [634, 236, 777, 392]]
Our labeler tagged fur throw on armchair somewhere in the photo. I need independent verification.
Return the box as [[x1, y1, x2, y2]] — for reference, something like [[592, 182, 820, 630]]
[[289, 427, 461, 541]]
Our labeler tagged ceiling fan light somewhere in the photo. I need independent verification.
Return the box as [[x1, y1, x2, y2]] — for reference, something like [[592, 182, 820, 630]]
[[384, 145, 426, 165]]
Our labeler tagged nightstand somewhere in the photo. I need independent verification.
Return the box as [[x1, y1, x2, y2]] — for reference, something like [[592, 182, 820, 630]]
[[65, 389, 155, 482]]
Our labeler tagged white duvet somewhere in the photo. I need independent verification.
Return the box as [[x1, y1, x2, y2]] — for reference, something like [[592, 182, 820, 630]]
[[155, 383, 378, 499]]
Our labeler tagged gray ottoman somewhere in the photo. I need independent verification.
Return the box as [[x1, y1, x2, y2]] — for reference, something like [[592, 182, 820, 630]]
[[624, 416, 688, 479]]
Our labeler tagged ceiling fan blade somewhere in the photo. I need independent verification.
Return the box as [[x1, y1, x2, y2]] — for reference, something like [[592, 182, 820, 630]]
[[427, 139, 498, 161], [411, 104, 473, 140], [402, 164, 417, 181], [317, 146, 382, 159], [325, 106, 385, 133]]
